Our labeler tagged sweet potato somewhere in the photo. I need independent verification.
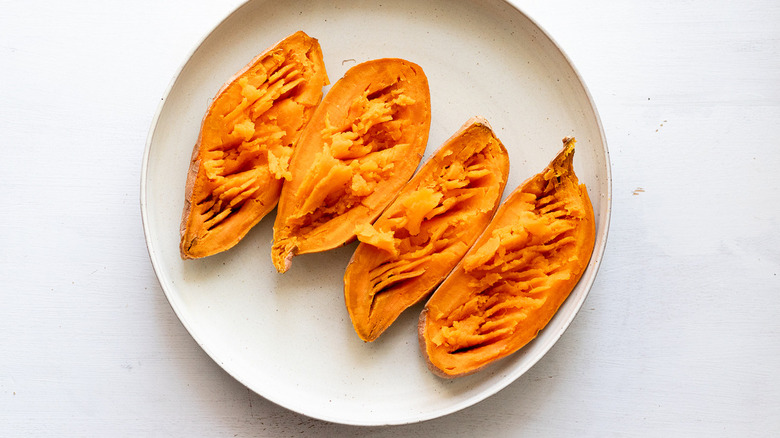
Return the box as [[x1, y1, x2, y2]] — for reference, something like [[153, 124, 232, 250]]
[[272, 58, 431, 272], [344, 117, 510, 341], [180, 31, 328, 259], [419, 138, 595, 377]]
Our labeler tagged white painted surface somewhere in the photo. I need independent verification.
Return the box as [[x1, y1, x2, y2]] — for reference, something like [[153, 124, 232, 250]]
[[2, 0, 778, 435]]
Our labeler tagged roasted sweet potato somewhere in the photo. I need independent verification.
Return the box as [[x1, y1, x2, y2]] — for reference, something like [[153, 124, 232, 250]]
[[272, 58, 431, 272], [180, 31, 329, 259], [419, 137, 595, 377], [344, 117, 510, 341]]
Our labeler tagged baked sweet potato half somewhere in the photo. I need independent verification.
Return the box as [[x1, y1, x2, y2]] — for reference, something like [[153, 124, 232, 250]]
[[344, 117, 510, 341], [419, 137, 595, 377], [180, 31, 328, 259], [272, 58, 431, 272]]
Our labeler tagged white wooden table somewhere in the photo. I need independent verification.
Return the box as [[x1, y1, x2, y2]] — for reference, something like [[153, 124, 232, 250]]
[[3, 0, 778, 435]]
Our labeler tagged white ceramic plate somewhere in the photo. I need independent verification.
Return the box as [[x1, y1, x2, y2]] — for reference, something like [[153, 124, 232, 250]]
[[141, 0, 610, 426]]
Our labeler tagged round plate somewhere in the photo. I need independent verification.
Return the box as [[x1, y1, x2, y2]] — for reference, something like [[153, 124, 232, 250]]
[[141, 0, 610, 426]]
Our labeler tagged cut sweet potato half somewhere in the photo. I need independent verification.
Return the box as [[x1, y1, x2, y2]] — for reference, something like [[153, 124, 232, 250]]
[[344, 117, 510, 341], [272, 58, 431, 272], [419, 137, 595, 377], [180, 31, 328, 259]]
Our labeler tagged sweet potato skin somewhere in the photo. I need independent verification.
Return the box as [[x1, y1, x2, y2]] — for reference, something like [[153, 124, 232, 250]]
[[419, 138, 595, 378], [180, 31, 328, 259]]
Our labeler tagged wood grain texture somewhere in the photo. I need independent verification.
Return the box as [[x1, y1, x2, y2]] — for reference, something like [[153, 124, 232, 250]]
[[1, 0, 779, 436]]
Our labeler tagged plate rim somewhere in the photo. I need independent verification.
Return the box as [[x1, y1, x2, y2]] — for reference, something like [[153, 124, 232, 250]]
[[140, 0, 612, 426]]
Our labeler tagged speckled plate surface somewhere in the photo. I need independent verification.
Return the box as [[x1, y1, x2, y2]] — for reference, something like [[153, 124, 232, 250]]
[[141, 0, 610, 426]]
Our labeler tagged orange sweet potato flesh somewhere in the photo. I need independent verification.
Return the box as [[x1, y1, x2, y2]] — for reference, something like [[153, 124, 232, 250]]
[[180, 31, 328, 259], [271, 58, 431, 272], [344, 117, 510, 342], [419, 137, 595, 377]]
